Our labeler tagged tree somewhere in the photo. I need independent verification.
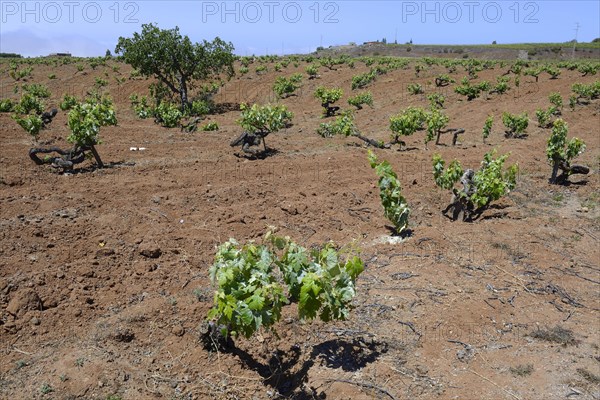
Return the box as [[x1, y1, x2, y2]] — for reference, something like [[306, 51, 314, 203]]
[[115, 23, 235, 112]]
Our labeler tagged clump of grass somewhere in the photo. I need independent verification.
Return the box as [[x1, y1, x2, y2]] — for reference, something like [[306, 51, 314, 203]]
[[551, 192, 565, 204], [577, 368, 600, 384], [581, 191, 599, 210], [193, 287, 210, 302], [530, 325, 577, 346], [510, 364, 534, 377], [40, 383, 53, 394]]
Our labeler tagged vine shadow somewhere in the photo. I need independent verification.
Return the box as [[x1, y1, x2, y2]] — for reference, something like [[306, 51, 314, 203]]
[[385, 225, 413, 238], [233, 148, 280, 160], [220, 337, 387, 399], [62, 161, 136, 175]]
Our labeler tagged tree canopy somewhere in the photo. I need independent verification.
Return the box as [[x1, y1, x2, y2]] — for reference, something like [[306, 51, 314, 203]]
[[115, 23, 235, 111]]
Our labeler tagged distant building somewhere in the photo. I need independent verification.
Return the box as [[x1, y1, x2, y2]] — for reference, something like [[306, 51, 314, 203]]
[[48, 53, 72, 57]]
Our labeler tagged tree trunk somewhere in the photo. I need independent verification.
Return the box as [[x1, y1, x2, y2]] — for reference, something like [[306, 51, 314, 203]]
[[89, 145, 104, 168], [179, 75, 189, 113], [550, 160, 560, 183], [354, 134, 386, 148]]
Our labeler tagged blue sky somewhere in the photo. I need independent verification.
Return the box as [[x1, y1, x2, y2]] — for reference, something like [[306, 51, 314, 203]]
[[1, 1, 599, 57]]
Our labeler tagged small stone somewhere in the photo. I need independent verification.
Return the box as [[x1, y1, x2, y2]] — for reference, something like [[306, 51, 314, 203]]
[[112, 327, 135, 342], [80, 268, 95, 278], [172, 325, 184, 337], [6, 289, 42, 317], [415, 364, 429, 376], [139, 242, 161, 258], [31, 317, 40, 326], [96, 248, 115, 258]]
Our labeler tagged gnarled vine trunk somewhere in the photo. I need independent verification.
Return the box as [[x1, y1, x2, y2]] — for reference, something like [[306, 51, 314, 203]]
[[550, 159, 590, 184]]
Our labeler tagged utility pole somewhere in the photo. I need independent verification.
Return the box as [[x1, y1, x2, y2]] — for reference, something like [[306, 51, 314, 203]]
[[572, 22, 580, 59]]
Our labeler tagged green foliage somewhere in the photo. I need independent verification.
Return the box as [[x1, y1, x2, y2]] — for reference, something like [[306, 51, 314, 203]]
[[482, 115, 493, 141], [434, 74, 455, 87], [347, 91, 373, 109], [13, 114, 43, 139], [363, 57, 375, 67], [454, 77, 489, 100], [546, 119, 586, 167], [255, 65, 267, 74], [578, 63, 598, 76], [433, 150, 518, 209], [569, 95, 577, 110], [201, 121, 219, 131], [207, 235, 364, 338], [524, 67, 543, 81], [154, 101, 182, 128], [67, 95, 117, 147], [190, 99, 213, 117], [94, 77, 108, 88], [427, 93, 445, 109], [368, 151, 410, 234], [8, 65, 33, 81], [548, 92, 563, 110], [389, 106, 427, 143], [314, 86, 343, 105], [115, 23, 235, 111], [432, 154, 463, 190], [23, 83, 51, 98], [425, 107, 449, 146], [571, 81, 600, 103], [502, 112, 529, 137], [536, 107, 557, 128], [544, 65, 561, 79], [12, 92, 46, 140], [407, 83, 424, 95], [306, 64, 319, 79], [237, 103, 292, 135], [0, 99, 14, 112], [273, 73, 303, 99], [316, 111, 357, 137], [414, 64, 424, 77], [351, 70, 377, 90], [39, 383, 54, 395], [470, 151, 518, 208], [14, 93, 44, 115], [491, 76, 510, 94], [238, 66, 249, 75], [129, 94, 151, 118]]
